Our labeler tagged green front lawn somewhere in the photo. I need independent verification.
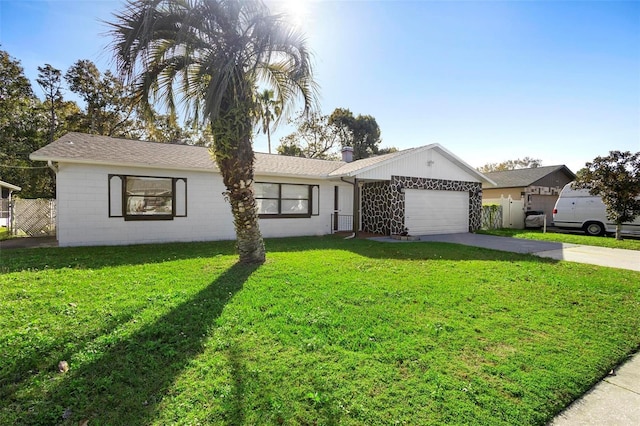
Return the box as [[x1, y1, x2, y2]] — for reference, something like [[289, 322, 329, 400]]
[[1, 237, 639, 425], [478, 228, 640, 251]]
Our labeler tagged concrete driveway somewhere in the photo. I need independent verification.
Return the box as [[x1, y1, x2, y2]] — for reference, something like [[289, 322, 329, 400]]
[[375, 233, 640, 272]]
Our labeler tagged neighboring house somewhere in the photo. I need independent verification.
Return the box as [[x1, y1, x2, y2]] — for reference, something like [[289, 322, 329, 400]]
[[482, 165, 576, 224], [0, 180, 21, 228], [30, 132, 494, 247]]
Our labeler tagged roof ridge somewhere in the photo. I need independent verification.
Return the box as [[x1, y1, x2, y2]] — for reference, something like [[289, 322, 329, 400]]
[[483, 165, 566, 174]]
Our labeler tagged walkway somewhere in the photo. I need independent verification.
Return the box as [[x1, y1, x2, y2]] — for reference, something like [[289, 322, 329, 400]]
[[550, 352, 640, 426], [374, 233, 640, 271]]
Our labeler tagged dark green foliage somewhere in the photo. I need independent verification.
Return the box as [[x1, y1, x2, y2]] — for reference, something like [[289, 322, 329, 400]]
[[64, 59, 140, 138], [278, 108, 397, 160], [329, 107, 383, 160], [278, 111, 340, 159], [36, 64, 63, 143], [0, 50, 54, 198]]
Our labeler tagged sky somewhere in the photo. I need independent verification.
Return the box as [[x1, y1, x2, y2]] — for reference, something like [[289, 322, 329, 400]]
[[1, 0, 638, 173]]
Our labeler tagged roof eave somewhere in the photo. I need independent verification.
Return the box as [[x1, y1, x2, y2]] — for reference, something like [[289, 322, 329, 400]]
[[0, 180, 21, 191], [345, 147, 424, 178], [482, 184, 524, 190], [255, 171, 330, 180], [29, 155, 217, 174], [330, 144, 497, 185], [428, 144, 497, 185]]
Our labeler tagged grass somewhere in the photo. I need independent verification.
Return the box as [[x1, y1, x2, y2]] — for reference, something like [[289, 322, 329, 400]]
[[478, 228, 640, 251], [0, 227, 12, 241], [1, 236, 639, 425]]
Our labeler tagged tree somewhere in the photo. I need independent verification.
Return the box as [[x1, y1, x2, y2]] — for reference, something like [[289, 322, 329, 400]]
[[278, 108, 395, 160], [256, 89, 281, 154], [64, 60, 139, 137], [140, 112, 215, 146], [328, 108, 382, 160], [109, 0, 316, 264], [477, 157, 542, 173], [277, 111, 340, 159], [140, 108, 190, 143], [36, 64, 63, 143], [573, 151, 640, 240], [0, 50, 54, 198], [56, 100, 85, 135]]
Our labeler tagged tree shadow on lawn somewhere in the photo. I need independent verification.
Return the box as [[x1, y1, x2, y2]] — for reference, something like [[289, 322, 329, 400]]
[[266, 236, 561, 265], [0, 235, 559, 275], [17, 262, 257, 425], [0, 240, 239, 273]]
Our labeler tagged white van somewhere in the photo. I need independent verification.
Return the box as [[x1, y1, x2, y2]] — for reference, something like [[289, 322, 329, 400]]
[[552, 183, 640, 236]]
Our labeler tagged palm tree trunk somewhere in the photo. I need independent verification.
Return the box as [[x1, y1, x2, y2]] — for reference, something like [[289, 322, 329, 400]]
[[267, 125, 272, 154], [211, 105, 266, 264]]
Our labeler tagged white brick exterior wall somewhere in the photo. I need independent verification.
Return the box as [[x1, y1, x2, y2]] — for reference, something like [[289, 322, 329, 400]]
[[55, 163, 349, 247]]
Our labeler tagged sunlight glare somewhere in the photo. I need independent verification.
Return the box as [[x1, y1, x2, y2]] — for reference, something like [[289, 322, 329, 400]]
[[279, 0, 310, 28]]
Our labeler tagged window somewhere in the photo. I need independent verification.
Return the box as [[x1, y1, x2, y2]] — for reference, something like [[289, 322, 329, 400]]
[[108, 175, 187, 220], [255, 182, 319, 218]]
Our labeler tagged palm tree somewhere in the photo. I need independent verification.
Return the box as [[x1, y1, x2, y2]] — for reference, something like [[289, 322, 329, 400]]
[[108, 0, 316, 264], [256, 88, 281, 154]]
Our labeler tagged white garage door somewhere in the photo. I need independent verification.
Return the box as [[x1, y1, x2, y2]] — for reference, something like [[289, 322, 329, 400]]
[[405, 189, 469, 235]]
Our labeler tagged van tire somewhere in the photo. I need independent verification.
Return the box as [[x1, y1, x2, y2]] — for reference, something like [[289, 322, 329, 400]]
[[584, 222, 605, 236]]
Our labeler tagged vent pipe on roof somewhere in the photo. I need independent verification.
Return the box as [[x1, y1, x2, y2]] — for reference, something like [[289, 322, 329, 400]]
[[341, 146, 354, 163]]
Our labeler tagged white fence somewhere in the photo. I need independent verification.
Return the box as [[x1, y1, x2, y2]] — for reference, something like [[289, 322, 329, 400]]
[[0, 199, 9, 228], [331, 214, 354, 232], [483, 196, 525, 229]]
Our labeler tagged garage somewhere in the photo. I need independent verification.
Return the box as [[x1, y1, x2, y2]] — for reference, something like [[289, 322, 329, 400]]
[[405, 189, 469, 235]]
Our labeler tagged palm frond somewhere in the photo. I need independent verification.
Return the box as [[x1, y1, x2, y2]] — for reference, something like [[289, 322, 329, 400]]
[[107, 0, 318, 127]]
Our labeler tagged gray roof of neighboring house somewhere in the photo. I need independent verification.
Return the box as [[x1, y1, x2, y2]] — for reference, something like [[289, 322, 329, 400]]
[[483, 165, 575, 188], [30, 132, 492, 183]]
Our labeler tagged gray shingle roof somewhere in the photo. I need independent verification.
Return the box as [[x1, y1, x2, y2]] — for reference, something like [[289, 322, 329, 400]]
[[30, 132, 347, 178], [31, 133, 492, 183], [256, 153, 345, 177], [329, 149, 412, 176], [31, 132, 217, 170], [31, 132, 364, 177], [483, 165, 575, 188]]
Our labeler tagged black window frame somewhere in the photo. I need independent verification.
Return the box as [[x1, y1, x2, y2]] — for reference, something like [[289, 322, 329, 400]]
[[108, 174, 187, 221], [255, 182, 319, 219]]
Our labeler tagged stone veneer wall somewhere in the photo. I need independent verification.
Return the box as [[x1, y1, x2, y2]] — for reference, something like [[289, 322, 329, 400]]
[[361, 181, 393, 235], [360, 176, 483, 236], [390, 176, 483, 235]]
